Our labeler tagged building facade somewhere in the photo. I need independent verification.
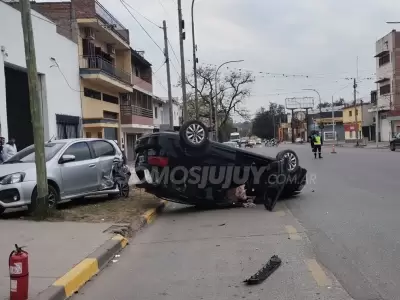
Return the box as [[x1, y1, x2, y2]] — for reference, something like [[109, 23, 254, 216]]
[[153, 97, 183, 131], [373, 30, 400, 141], [0, 2, 82, 150], [29, 0, 157, 150], [307, 107, 344, 142], [343, 102, 373, 142]]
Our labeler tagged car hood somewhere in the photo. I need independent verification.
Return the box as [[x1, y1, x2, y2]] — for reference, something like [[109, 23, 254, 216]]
[[0, 163, 36, 177]]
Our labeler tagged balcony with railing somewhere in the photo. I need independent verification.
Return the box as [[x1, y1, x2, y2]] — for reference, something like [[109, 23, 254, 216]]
[[94, 0, 129, 43], [132, 75, 153, 93], [121, 104, 153, 126], [80, 55, 132, 88]]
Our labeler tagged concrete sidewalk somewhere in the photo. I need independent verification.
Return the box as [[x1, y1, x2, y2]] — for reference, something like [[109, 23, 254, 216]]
[[71, 202, 353, 300], [0, 220, 116, 299]]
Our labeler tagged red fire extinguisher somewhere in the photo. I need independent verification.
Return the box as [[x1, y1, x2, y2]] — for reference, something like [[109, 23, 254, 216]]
[[9, 244, 29, 300]]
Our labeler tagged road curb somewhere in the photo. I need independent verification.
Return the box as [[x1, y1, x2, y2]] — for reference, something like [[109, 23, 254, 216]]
[[33, 200, 167, 300]]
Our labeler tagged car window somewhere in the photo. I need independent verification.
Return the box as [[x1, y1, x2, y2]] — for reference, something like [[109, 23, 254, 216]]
[[63, 142, 92, 162], [91, 140, 116, 157], [3, 143, 66, 164]]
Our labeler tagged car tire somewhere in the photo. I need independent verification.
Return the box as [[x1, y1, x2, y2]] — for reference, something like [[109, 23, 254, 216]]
[[28, 184, 60, 213], [276, 150, 299, 174], [179, 120, 209, 149], [118, 182, 130, 198], [390, 143, 396, 151]]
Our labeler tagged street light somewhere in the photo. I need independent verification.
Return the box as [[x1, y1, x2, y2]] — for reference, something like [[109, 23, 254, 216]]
[[191, 0, 199, 119], [214, 60, 244, 141], [303, 88, 322, 138]]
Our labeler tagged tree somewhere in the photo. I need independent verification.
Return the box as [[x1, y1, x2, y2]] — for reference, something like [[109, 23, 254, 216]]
[[317, 102, 331, 109], [333, 98, 345, 106], [183, 65, 255, 140], [252, 103, 286, 139]]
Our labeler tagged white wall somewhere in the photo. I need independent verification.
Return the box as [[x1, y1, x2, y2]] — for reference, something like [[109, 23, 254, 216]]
[[376, 31, 394, 110], [153, 100, 163, 127], [161, 100, 181, 127], [0, 2, 81, 141]]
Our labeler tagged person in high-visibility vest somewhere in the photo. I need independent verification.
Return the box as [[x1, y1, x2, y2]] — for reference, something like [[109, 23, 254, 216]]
[[312, 131, 323, 159]]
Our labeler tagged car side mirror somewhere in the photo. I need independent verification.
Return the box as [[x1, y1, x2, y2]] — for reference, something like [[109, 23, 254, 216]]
[[59, 154, 76, 164]]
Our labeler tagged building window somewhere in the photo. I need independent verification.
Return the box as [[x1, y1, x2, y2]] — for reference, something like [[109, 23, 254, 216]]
[[103, 111, 118, 120], [380, 84, 391, 95], [379, 53, 390, 66], [350, 131, 353, 138], [84, 88, 101, 100], [103, 93, 119, 104], [349, 111, 352, 117], [154, 106, 158, 118], [356, 109, 358, 116], [56, 114, 80, 139]]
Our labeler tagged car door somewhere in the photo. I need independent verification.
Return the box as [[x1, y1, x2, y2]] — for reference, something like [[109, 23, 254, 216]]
[[59, 142, 99, 196], [90, 140, 117, 190]]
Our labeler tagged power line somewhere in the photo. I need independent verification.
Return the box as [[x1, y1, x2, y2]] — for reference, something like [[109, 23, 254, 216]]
[[152, 71, 168, 92], [120, 0, 164, 54], [154, 61, 166, 74], [168, 38, 180, 66], [121, 0, 162, 29]]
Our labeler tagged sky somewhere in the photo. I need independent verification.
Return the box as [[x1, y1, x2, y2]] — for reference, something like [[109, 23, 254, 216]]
[[39, 0, 400, 120]]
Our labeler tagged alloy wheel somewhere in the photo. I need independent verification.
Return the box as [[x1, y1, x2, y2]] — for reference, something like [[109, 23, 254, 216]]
[[283, 152, 297, 171], [186, 123, 205, 145]]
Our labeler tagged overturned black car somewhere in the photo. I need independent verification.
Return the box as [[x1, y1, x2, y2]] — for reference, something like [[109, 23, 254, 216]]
[[134, 121, 307, 211]]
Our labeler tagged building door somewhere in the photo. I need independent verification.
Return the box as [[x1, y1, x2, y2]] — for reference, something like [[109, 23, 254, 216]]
[[4, 66, 33, 150], [126, 134, 135, 162], [104, 127, 118, 141]]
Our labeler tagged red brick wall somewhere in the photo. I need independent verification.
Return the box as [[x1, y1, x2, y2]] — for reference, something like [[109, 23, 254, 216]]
[[28, 2, 76, 42], [71, 0, 96, 19]]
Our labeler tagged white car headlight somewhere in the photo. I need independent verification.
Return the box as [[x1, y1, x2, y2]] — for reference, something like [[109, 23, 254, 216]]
[[1, 173, 25, 185]]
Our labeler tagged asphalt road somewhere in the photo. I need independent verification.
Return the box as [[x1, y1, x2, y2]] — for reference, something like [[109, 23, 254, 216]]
[[254, 144, 400, 300], [72, 144, 399, 300]]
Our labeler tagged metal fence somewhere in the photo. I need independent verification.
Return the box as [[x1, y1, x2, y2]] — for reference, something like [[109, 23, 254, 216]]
[[95, 0, 129, 42], [80, 55, 131, 84]]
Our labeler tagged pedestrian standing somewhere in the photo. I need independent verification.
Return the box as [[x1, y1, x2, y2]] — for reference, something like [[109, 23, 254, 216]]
[[2, 138, 17, 162], [311, 131, 323, 159]]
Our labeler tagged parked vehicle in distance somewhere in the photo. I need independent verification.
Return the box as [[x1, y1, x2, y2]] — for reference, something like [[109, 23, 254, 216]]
[[134, 120, 307, 211], [390, 133, 400, 151], [295, 137, 304, 144], [256, 138, 262, 144], [223, 141, 239, 148], [0, 138, 131, 215], [229, 132, 240, 143]]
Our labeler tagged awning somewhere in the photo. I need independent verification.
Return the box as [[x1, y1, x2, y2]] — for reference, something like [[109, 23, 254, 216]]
[[375, 77, 390, 83], [374, 50, 389, 58]]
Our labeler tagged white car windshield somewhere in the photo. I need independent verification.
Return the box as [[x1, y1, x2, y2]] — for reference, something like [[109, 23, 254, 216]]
[[3, 143, 66, 164]]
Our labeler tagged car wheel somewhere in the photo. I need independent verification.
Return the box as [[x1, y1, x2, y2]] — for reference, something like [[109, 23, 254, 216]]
[[179, 120, 209, 148], [118, 182, 130, 198], [390, 143, 396, 151], [276, 150, 299, 174], [28, 184, 60, 212]]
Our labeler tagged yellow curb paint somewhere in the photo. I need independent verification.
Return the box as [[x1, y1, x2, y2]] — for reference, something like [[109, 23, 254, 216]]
[[306, 259, 332, 287], [112, 234, 128, 248], [285, 225, 301, 240], [275, 210, 286, 217], [143, 201, 166, 224], [53, 258, 99, 297]]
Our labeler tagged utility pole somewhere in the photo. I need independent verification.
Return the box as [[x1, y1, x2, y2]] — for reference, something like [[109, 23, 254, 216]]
[[163, 21, 174, 130], [191, 0, 199, 120], [353, 78, 359, 146], [375, 83, 379, 147], [20, 0, 49, 218], [177, 0, 188, 122]]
